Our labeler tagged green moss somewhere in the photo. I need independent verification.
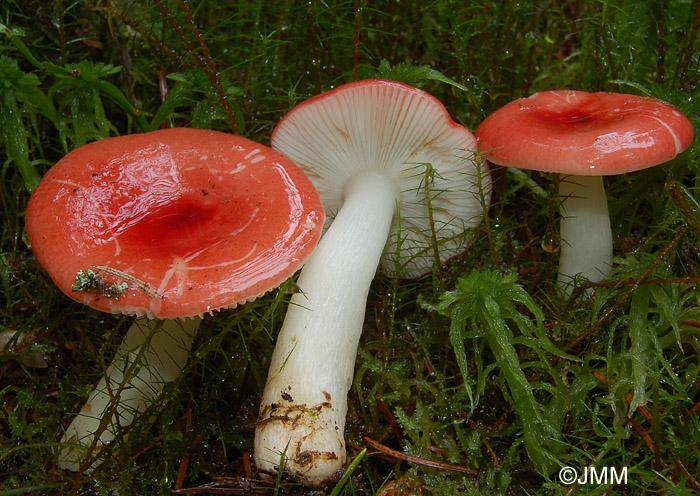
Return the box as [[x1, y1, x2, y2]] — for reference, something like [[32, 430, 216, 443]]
[[1, 0, 699, 494]]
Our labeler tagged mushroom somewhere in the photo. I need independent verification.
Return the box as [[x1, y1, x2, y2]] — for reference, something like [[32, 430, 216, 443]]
[[475, 90, 694, 295], [25, 127, 324, 470], [254, 79, 491, 484]]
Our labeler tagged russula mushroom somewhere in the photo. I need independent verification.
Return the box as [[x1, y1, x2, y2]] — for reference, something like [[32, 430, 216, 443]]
[[476, 90, 694, 295], [254, 79, 491, 484], [25, 127, 324, 470]]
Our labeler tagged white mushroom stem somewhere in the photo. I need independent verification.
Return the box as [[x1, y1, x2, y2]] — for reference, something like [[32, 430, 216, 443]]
[[556, 174, 613, 296], [58, 316, 201, 471], [255, 171, 399, 484]]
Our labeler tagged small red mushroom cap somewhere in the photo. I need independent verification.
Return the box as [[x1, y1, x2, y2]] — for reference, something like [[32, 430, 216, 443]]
[[476, 90, 694, 175], [26, 128, 324, 318]]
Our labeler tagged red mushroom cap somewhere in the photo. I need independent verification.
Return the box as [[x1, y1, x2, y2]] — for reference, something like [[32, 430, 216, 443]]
[[26, 128, 324, 318], [476, 90, 694, 175]]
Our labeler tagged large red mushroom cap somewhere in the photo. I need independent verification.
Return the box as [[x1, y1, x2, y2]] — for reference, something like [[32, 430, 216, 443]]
[[476, 90, 694, 175], [26, 128, 324, 319]]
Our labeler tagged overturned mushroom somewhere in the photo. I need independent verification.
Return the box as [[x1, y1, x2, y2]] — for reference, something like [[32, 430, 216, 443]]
[[255, 80, 491, 484]]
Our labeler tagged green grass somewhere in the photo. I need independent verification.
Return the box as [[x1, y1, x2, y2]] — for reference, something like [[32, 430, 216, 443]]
[[2, 0, 700, 494]]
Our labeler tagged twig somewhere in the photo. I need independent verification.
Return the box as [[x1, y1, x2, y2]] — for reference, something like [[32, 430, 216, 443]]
[[107, 0, 170, 59], [592, 370, 653, 421], [364, 436, 477, 476], [674, 0, 700, 89], [674, 457, 700, 491], [375, 397, 402, 441], [681, 401, 700, 423], [583, 276, 700, 289], [423, 164, 444, 284], [178, 0, 239, 133], [92, 265, 163, 299], [158, 0, 240, 133], [468, 419, 500, 466], [623, 417, 657, 457], [173, 477, 275, 494], [175, 409, 192, 490], [352, 0, 361, 81]]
